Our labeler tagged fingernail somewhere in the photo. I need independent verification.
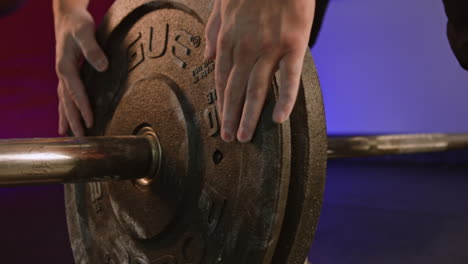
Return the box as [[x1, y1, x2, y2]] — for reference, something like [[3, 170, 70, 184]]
[[274, 111, 286, 123], [237, 128, 251, 143], [86, 120, 92, 129], [222, 129, 233, 142], [97, 59, 108, 72]]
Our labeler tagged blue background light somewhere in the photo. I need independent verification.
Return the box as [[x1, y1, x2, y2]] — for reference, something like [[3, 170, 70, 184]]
[[313, 0, 468, 134]]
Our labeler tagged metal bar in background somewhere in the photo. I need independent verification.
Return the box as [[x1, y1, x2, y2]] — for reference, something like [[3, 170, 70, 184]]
[[327, 133, 468, 159]]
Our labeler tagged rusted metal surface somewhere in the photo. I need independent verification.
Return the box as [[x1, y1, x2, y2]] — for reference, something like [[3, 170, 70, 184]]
[[65, 0, 315, 263], [0, 135, 156, 187]]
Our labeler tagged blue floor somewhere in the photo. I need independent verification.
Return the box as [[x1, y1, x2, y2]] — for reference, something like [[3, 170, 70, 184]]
[[310, 158, 468, 264]]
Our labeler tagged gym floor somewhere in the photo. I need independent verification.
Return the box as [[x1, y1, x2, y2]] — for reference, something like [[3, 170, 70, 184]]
[[310, 158, 468, 264], [2, 158, 468, 263], [1, 1, 468, 263]]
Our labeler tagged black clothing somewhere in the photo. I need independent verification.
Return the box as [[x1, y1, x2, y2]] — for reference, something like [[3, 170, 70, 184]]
[[443, 0, 468, 70], [309, 0, 330, 48]]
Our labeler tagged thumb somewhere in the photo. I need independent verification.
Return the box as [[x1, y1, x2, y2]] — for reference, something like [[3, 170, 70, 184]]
[[73, 19, 109, 72]]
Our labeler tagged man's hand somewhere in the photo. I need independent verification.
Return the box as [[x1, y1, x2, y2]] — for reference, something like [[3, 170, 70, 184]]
[[204, 0, 316, 143], [53, 0, 108, 136]]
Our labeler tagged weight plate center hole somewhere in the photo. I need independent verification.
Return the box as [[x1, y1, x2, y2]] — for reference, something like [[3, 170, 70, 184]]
[[134, 125, 162, 188]]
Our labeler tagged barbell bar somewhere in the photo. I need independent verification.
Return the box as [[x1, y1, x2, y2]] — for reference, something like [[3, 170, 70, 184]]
[[1, 131, 467, 187]]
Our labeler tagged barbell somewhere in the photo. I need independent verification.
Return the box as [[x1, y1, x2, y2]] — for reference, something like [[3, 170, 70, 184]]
[[1, 0, 467, 263]]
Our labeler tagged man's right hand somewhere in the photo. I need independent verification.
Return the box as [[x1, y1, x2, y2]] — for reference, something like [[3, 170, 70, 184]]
[[53, 0, 108, 136]]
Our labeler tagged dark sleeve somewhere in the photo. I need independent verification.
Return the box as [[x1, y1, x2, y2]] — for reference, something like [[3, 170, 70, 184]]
[[308, 0, 330, 48], [443, 0, 468, 70], [0, 0, 24, 17]]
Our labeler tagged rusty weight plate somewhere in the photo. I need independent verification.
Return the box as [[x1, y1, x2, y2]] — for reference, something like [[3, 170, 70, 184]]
[[64, 0, 327, 263], [272, 54, 327, 264]]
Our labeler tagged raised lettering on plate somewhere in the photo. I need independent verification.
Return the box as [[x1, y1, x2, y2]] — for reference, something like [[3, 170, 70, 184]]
[[147, 24, 169, 58], [127, 32, 145, 72]]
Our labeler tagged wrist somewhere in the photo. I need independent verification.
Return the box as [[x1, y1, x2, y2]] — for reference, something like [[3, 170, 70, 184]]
[[53, 0, 89, 16]]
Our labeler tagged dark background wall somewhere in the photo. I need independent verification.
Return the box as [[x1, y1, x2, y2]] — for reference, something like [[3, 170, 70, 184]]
[[0, 0, 467, 263]]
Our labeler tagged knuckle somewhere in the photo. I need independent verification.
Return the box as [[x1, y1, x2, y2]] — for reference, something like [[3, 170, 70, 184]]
[[281, 91, 295, 103], [62, 96, 72, 109], [226, 86, 243, 103], [205, 20, 215, 38], [215, 77, 226, 89], [66, 87, 79, 101], [247, 88, 263, 101], [71, 23, 86, 39], [218, 33, 232, 49], [280, 34, 301, 50], [237, 39, 254, 55], [253, 34, 277, 57], [225, 88, 236, 101], [283, 89, 295, 99], [259, 37, 274, 52], [72, 24, 94, 45], [57, 86, 63, 97], [215, 72, 227, 87], [55, 60, 70, 76], [83, 47, 101, 62]]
